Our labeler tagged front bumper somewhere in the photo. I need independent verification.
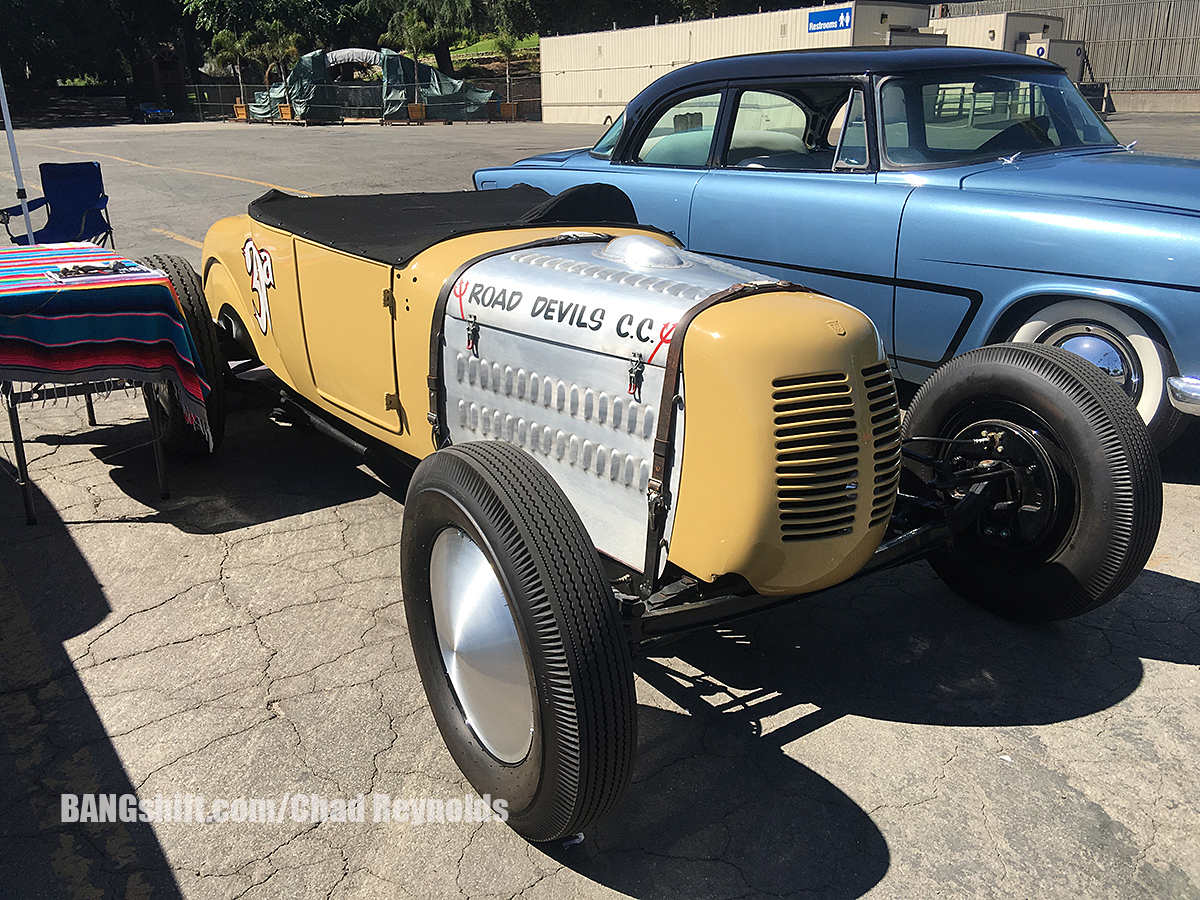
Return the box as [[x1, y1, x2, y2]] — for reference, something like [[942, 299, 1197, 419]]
[[1167, 376, 1200, 415]]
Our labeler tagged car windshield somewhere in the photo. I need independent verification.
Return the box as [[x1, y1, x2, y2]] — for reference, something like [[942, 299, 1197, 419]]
[[591, 113, 625, 159], [878, 70, 1119, 166]]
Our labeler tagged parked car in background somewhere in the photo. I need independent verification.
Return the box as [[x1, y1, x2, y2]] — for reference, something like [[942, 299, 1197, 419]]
[[130, 101, 173, 123], [474, 46, 1200, 447]]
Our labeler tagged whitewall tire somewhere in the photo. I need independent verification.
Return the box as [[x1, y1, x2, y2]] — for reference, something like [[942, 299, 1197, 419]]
[[1010, 299, 1183, 449]]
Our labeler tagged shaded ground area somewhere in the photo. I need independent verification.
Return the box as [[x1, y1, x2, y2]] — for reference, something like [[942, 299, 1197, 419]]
[[7, 93, 132, 128]]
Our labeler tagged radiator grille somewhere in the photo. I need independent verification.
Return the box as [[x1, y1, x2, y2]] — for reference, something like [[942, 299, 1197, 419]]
[[862, 363, 902, 527], [773, 372, 859, 542]]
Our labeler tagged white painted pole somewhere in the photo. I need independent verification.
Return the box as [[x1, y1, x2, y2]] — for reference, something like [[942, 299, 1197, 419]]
[[0, 63, 36, 244]]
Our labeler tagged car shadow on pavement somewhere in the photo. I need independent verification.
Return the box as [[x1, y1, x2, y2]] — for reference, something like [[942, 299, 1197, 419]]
[[29, 393, 408, 533], [0, 474, 185, 899], [1160, 419, 1200, 486], [545, 561, 1198, 899]]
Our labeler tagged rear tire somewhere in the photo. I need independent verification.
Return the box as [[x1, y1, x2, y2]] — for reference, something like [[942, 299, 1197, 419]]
[[401, 441, 637, 841], [138, 254, 226, 456], [903, 344, 1161, 622]]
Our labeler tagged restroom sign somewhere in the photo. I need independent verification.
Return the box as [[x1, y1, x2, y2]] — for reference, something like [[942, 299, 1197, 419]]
[[808, 7, 853, 32]]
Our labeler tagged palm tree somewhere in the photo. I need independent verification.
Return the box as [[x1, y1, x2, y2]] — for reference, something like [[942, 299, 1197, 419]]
[[249, 20, 302, 106], [381, 9, 432, 102], [210, 29, 251, 105], [495, 31, 516, 102]]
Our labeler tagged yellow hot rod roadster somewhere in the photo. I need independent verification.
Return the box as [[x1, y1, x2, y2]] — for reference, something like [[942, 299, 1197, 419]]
[[152, 183, 1161, 842]]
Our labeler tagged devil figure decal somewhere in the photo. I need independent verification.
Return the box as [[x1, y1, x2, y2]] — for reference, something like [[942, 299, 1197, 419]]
[[242, 238, 274, 335]]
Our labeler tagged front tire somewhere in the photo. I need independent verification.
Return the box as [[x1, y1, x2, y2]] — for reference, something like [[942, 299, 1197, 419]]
[[903, 344, 1161, 622], [138, 254, 226, 456], [401, 441, 637, 841]]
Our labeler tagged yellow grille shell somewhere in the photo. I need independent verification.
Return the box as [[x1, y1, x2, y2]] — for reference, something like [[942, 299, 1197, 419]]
[[666, 292, 899, 596]]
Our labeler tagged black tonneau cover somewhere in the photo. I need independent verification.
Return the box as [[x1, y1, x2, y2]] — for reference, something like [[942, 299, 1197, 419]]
[[247, 184, 639, 266]]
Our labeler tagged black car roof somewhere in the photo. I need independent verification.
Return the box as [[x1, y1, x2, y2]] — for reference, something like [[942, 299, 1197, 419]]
[[632, 46, 1062, 102]]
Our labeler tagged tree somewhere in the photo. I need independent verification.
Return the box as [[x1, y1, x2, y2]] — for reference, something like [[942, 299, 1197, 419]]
[[410, 0, 484, 74], [249, 19, 302, 90], [349, 0, 403, 47], [2, 0, 186, 93], [186, 0, 333, 47], [380, 8, 431, 62], [183, 0, 259, 37], [490, 0, 538, 40], [369, 0, 477, 75], [378, 9, 430, 102], [210, 28, 252, 103], [495, 30, 516, 101]]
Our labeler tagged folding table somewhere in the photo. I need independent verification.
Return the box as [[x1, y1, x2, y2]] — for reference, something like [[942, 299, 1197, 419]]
[[0, 243, 212, 523]]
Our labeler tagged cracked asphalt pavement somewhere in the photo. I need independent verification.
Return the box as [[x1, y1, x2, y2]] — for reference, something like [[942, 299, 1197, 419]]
[[2, 114, 1199, 900]]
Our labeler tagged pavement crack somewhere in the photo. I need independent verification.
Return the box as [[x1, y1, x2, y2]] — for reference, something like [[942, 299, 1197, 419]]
[[974, 783, 1010, 885], [83, 620, 248, 667], [454, 821, 486, 896], [133, 715, 272, 792]]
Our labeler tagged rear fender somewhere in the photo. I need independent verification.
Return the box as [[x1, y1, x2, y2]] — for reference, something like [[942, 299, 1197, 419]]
[[201, 214, 298, 389], [985, 285, 1171, 350]]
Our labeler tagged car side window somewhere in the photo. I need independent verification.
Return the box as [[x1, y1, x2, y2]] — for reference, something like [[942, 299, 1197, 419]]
[[724, 90, 812, 169], [723, 84, 859, 172], [634, 93, 722, 166], [833, 90, 869, 169], [590, 112, 625, 159]]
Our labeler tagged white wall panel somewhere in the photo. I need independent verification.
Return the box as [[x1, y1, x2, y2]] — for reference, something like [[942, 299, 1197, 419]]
[[541, 3, 927, 124]]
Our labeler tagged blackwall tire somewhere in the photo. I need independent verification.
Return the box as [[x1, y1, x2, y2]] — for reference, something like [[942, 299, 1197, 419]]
[[903, 343, 1161, 622], [138, 254, 226, 456], [1010, 299, 1184, 450], [400, 441, 637, 841]]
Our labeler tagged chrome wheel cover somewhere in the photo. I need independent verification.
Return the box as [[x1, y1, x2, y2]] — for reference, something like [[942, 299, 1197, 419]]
[[429, 527, 535, 764], [1040, 322, 1141, 401]]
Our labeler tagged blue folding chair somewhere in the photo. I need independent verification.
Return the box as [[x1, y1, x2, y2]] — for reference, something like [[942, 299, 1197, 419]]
[[1, 161, 114, 247]]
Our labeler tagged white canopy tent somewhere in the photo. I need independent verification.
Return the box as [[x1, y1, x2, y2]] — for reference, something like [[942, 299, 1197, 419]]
[[0, 63, 36, 243]]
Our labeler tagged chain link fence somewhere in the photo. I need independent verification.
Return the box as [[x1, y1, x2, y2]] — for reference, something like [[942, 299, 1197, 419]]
[[194, 77, 542, 122]]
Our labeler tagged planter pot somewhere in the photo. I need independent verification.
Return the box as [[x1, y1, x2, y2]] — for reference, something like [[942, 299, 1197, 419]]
[[408, 103, 426, 122], [500, 101, 519, 120], [233, 101, 248, 120], [278, 103, 293, 121]]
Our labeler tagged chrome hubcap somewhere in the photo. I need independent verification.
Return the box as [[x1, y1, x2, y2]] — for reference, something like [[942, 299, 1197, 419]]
[[1041, 322, 1141, 401], [429, 527, 534, 764]]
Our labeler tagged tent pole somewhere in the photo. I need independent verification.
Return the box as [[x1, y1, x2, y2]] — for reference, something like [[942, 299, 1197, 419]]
[[0, 64, 35, 245]]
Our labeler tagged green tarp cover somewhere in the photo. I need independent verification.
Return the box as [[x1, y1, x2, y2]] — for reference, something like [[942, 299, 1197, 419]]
[[284, 50, 341, 121], [381, 48, 498, 121], [248, 83, 288, 120], [249, 51, 341, 121]]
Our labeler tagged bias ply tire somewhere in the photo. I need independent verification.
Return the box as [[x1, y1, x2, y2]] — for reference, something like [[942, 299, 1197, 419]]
[[903, 344, 1162, 622], [138, 254, 226, 455], [401, 441, 637, 841]]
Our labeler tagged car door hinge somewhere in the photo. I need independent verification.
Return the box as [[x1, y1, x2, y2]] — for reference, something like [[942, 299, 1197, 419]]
[[382, 288, 396, 316], [384, 392, 400, 410]]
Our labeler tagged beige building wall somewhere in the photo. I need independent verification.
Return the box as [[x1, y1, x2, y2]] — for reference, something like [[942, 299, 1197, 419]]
[[927, 11, 1063, 54], [541, 2, 930, 124]]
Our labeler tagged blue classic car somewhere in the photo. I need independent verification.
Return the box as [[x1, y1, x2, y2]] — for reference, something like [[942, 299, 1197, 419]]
[[474, 47, 1200, 446]]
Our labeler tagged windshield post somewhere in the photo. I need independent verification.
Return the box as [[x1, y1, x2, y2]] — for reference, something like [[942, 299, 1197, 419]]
[[590, 113, 625, 159]]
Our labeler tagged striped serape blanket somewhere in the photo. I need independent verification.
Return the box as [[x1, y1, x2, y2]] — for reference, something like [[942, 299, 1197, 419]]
[[0, 243, 211, 446]]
